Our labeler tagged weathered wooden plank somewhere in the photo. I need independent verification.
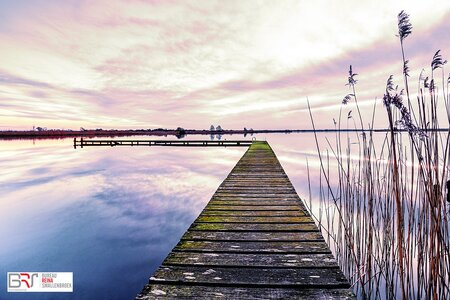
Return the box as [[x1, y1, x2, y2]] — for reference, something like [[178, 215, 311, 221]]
[[207, 200, 301, 206], [219, 185, 293, 188], [231, 169, 285, 172], [181, 231, 324, 241], [231, 162, 282, 165], [210, 196, 300, 201], [213, 197, 300, 200], [228, 173, 287, 176], [231, 165, 283, 168], [164, 252, 338, 268], [205, 202, 310, 212], [211, 195, 299, 199], [213, 193, 299, 197], [213, 192, 298, 196], [150, 266, 350, 287], [221, 181, 292, 183], [213, 194, 299, 198], [201, 210, 306, 217], [175, 240, 331, 253], [189, 223, 319, 231], [220, 181, 293, 184], [228, 174, 288, 177], [195, 216, 314, 223], [236, 161, 279, 163], [233, 165, 280, 167], [227, 177, 290, 180], [217, 187, 295, 191], [137, 285, 355, 300], [218, 182, 290, 185], [226, 178, 291, 180], [211, 196, 299, 200], [205, 205, 303, 210], [231, 163, 281, 165]]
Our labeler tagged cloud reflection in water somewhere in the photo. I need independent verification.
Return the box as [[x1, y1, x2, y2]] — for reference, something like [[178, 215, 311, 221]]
[[0, 138, 245, 299]]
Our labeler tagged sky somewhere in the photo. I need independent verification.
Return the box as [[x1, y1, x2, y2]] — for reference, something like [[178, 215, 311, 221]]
[[0, 0, 450, 130]]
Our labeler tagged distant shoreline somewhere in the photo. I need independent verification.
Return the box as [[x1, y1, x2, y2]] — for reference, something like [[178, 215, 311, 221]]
[[1, 128, 449, 139]]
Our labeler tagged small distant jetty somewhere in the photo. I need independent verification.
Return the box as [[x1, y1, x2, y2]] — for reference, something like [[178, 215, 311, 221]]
[[73, 138, 253, 149], [136, 141, 354, 299]]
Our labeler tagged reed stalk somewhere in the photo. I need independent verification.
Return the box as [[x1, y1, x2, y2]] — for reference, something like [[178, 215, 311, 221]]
[[306, 10, 450, 299]]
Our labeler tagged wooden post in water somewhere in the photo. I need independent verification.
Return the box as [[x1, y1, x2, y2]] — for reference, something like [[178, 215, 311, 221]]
[[137, 141, 355, 299]]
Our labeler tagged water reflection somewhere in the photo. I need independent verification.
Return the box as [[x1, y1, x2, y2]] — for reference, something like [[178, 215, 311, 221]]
[[209, 133, 222, 140], [0, 137, 250, 300]]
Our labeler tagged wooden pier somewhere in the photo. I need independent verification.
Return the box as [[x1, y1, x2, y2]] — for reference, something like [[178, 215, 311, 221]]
[[73, 138, 252, 149], [137, 141, 354, 299]]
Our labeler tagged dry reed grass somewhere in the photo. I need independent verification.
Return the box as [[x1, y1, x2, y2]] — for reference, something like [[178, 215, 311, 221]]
[[307, 10, 450, 299]]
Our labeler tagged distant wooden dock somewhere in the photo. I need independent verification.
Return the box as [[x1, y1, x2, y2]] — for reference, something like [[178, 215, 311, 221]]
[[137, 141, 354, 299], [73, 138, 252, 149]]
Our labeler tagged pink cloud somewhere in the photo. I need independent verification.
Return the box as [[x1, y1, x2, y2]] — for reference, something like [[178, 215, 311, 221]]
[[0, 2, 449, 131]]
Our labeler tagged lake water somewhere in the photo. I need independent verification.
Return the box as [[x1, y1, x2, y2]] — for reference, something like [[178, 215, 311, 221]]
[[0, 134, 322, 300]]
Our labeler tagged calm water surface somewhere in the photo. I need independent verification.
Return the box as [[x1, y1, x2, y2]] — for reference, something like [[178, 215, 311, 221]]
[[0, 134, 322, 300]]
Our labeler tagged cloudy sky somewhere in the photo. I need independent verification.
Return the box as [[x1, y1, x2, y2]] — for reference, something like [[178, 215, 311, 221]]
[[1, 0, 449, 130]]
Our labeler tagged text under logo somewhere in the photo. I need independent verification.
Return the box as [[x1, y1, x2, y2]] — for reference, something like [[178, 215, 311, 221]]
[[7, 272, 73, 292]]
